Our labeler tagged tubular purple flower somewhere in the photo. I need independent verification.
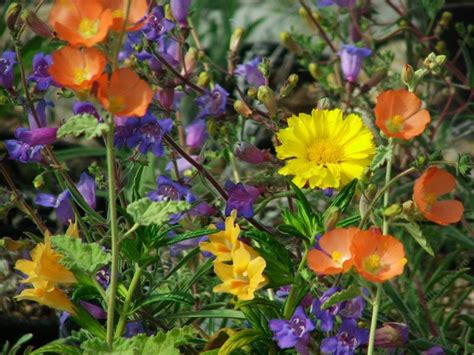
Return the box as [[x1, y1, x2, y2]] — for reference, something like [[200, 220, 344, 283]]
[[170, 0, 191, 27], [224, 180, 261, 218], [339, 295, 365, 319], [374, 322, 409, 348], [157, 87, 175, 111], [16, 127, 57, 146], [28, 53, 53, 91], [196, 84, 229, 119], [234, 141, 272, 165], [320, 319, 368, 354], [148, 175, 190, 202], [73, 101, 101, 121], [235, 57, 266, 87], [0, 50, 16, 90], [79, 301, 107, 320], [185, 119, 208, 149], [311, 287, 342, 332], [5, 138, 43, 164], [77, 172, 96, 210], [142, 6, 175, 41], [338, 44, 372, 83], [28, 100, 54, 129], [422, 346, 445, 355]]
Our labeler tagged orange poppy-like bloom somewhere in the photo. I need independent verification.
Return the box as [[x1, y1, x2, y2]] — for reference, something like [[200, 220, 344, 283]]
[[49, 46, 106, 92], [96, 67, 153, 117], [374, 89, 431, 140], [101, 0, 149, 32], [351, 229, 407, 283], [307, 227, 359, 275], [413, 167, 464, 225], [49, 0, 113, 47]]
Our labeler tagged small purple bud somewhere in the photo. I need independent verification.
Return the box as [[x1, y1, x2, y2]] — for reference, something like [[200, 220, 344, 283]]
[[234, 141, 272, 164], [157, 87, 175, 111], [374, 322, 409, 348], [79, 301, 107, 320], [338, 44, 372, 83], [322, 188, 334, 197], [185, 119, 208, 149], [422, 346, 445, 355], [73, 101, 101, 121], [170, 0, 191, 27]]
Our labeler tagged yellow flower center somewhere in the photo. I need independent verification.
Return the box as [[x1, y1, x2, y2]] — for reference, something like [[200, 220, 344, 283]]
[[424, 192, 437, 208], [78, 18, 100, 39], [386, 115, 404, 133], [331, 251, 343, 265], [112, 9, 125, 19], [363, 254, 382, 274], [307, 140, 344, 165], [73, 68, 89, 84], [108, 96, 126, 113]]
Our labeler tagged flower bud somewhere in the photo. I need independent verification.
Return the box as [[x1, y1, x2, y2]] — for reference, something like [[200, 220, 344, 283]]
[[383, 203, 402, 217], [33, 174, 44, 189], [324, 206, 341, 231], [439, 11, 452, 27], [182, 47, 198, 75], [308, 63, 318, 80], [5, 3, 22, 33], [170, 0, 191, 27], [280, 32, 303, 55], [247, 87, 257, 98], [258, 57, 271, 79], [197, 72, 210, 87], [374, 322, 409, 348], [233, 100, 252, 118], [234, 141, 272, 164], [22, 10, 54, 38], [401, 64, 414, 86], [157, 87, 175, 111], [257, 86, 277, 116], [279, 74, 298, 98], [435, 54, 447, 66], [402, 200, 415, 215], [186, 119, 208, 149], [317, 97, 331, 110], [229, 27, 244, 53]]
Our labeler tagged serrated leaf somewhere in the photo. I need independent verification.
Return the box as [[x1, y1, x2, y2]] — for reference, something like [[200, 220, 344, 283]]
[[218, 329, 263, 355], [321, 285, 360, 310], [402, 222, 434, 256], [371, 144, 393, 170], [51, 235, 111, 274], [58, 114, 109, 139], [126, 198, 190, 226]]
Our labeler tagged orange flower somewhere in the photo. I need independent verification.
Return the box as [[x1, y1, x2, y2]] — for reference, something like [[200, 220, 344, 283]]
[[351, 229, 407, 283], [49, 46, 106, 92], [49, 0, 113, 47], [96, 68, 153, 117], [374, 89, 431, 140], [101, 0, 149, 32], [307, 227, 359, 275], [413, 167, 464, 225]]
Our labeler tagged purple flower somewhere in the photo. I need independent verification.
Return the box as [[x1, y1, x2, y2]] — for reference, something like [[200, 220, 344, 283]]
[[320, 319, 369, 355], [422, 346, 445, 355], [73, 101, 101, 121], [234, 141, 272, 165], [115, 113, 173, 156], [0, 50, 16, 90], [185, 119, 208, 149], [322, 188, 334, 197], [15, 127, 57, 146], [96, 266, 111, 289], [375, 322, 409, 349], [125, 321, 146, 338], [165, 156, 202, 173], [269, 306, 315, 355], [311, 287, 341, 332], [35, 172, 96, 225], [276, 285, 291, 298], [28, 100, 54, 129], [170, 0, 191, 27], [79, 301, 107, 319], [339, 296, 365, 319], [189, 202, 217, 217], [338, 44, 372, 83], [5, 127, 56, 163], [196, 84, 229, 119], [224, 180, 261, 218], [28, 53, 53, 91], [319, 0, 355, 7], [142, 6, 175, 41], [148, 175, 190, 202], [157, 87, 175, 111], [235, 57, 266, 87]]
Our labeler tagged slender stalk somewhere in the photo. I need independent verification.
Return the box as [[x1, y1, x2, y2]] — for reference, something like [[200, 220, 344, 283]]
[[112, 0, 131, 71], [298, 0, 337, 53], [105, 122, 120, 348], [367, 283, 382, 354], [115, 265, 143, 338]]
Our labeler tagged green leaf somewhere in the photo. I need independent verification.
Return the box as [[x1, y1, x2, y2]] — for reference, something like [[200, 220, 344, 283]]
[[31, 343, 81, 355], [325, 178, 357, 216], [421, 0, 445, 19], [156, 229, 217, 248], [402, 222, 434, 256], [51, 235, 111, 274], [160, 309, 246, 320], [8, 334, 33, 355], [289, 181, 314, 217], [57, 114, 109, 139], [237, 299, 281, 336], [133, 292, 194, 312], [126, 198, 190, 226], [321, 285, 360, 310], [458, 314, 474, 328], [219, 329, 264, 355], [370, 145, 393, 170]]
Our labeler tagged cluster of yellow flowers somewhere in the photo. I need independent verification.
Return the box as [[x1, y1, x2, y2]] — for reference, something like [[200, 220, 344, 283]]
[[199, 211, 267, 301], [14, 224, 78, 314]]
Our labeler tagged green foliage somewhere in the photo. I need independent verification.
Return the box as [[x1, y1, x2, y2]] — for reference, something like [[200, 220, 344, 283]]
[[126, 198, 190, 226], [325, 179, 358, 216], [1, 334, 33, 355], [57, 114, 109, 139], [237, 299, 281, 337], [321, 285, 361, 310], [371, 145, 393, 170], [420, 0, 445, 19], [218, 329, 266, 355], [51, 235, 111, 274], [402, 221, 434, 256]]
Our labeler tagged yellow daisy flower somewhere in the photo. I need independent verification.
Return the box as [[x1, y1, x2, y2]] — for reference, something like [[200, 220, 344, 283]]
[[276, 108, 375, 189]]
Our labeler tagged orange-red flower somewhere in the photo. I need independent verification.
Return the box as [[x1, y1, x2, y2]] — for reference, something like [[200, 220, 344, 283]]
[[49, 46, 106, 92], [96, 68, 153, 117], [49, 0, 113, 47], [351, 229, 407, 283], [101, 0, 149, 32], [413, 167, 464, 225], [374, 89, 431, 140], [307, 227, 359, 275]]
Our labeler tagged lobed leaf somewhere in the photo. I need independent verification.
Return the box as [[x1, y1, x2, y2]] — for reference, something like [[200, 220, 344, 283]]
[[126, 198, 190, 226], [57, 114, 109, 140]]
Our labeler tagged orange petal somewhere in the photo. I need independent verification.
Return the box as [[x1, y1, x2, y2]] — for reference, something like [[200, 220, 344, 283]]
[[374, 89, 421, 123], [425, 200, 464, 225], [398, 109, 431, 139]]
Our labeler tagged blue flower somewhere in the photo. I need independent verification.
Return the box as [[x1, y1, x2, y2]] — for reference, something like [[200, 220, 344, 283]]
[[196, 84, 229, 119], [224, 180, 261, 218], [311, 287, 342, 332], [0, 50, 16, 90], [28, 53, 53, 91], [185, 119, 208, 149], [5, 127, 57, 163], [319, 0, 355, 7], [269, 306, 315, 355], [142, 6, 175, 41], [28, 99, 54, 129], [320, 319, 368, 355], [148, 175, 190, 202], [73, 101, 101, 121], [115, 113, 173, 156], [96, 266, 111, 289], [338, 44, 372, 83], [235, 57, 266, 87], [170, 0, 191, 27], [339, 295, 365, 319], [124, 321, 146, 338]]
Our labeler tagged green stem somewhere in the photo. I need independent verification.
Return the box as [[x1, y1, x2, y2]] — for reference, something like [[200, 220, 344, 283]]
[[115, 264, 143, 338], [112, 0, 131, 71], [367, 283, 382, 354], [105, 121, 120, 348]]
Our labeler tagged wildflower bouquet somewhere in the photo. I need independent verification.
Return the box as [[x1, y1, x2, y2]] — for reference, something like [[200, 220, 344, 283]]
[[0, 0, 472, 354]]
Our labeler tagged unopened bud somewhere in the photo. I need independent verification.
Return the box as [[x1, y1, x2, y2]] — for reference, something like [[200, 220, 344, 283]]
[[439, 11, 452, 27], [414, 68, 429, 82], [279, 74, 299, 98], [308, 63, 318, 80], [324, 206, 341, 231], [5, 3, 22, 33], [435, 54, 447, 66], [317, 97, 331, 110], [280, 32, 303, 55], [233, 100, 252, 118], [182, 47, 198, 75], [247, 87, 257, 98], [257, 86, 277, 116], [230, 27, 244, 53], [164, 4, 173, 20], [384, 203, 402, 217], [33, 174, 44, 189], [197, 72, 210, 87], [401, 64, 414, 85], [258, 58, 271, 79], [22, 10, 54, 38], [435, 41, 446, 54], [402, 200, 415, 215], [423, 52, 437, 69], [375, 323, 409, 348], [157, 87, 175, 111]]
